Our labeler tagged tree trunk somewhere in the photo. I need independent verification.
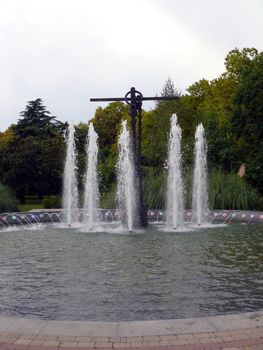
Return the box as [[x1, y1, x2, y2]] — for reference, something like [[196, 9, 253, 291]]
[[18, 189, 25, 204]]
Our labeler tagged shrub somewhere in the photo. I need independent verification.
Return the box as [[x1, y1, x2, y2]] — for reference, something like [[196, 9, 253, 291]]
[[143, 169, 166, 209], [100, 184, 116, 208], [208, 168, 262, 210], [0, 183, 18, 212], [43, 196, 61, 209]]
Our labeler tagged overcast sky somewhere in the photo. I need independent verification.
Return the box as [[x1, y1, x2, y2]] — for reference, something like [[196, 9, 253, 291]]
[[0, 0, 262, 131]]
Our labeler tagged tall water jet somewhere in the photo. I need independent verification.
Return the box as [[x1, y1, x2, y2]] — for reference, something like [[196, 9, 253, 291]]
[[165, 114, 184, 229], [83, 123, 99, 230], [116, 120, 138, 232], [63, 122, 79, 226], [192, 123, 208, 225]]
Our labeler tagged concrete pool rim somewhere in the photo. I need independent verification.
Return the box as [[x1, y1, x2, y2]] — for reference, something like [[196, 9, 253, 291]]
[[1, 310, 263, 337]]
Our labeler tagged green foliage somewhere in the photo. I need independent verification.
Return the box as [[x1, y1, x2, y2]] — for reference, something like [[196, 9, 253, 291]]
[[208, 169, 261, 210], [43, 196, 61, 209], [143, 168, 166, 209], [206, 119, 238, 171], [92, 102, 130, 150], [91, 102, 130, 192], [0, 99, 66, 203], [14, 98, 65, 139], [0, 136, 65, 202], [100, 184, 117, 209], [74, 122, 89, 192], [231, 52, 263, 193], [0, 183, 18, 212], [224, 47, 259, 81], [183, 167, 193, 209], [0, 126, 15, 147], [142, 78, 180, 167], [179, 47, 263, 179]]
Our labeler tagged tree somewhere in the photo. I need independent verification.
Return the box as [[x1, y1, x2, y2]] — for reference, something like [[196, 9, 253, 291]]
[[0, 134, 65, 203], [0, 99, 66, 203], [0, 182, 18, 212], [178, 50, 259, 171], [224, 47, 259, 82], [231, 52, 263, 192], [92, 102, 130, 150], [14, 98, 64, 138], [0, 126, 15, 146], [155, 77, 180, 108], [74, 122, 89, 195], [91, 102, 130, 192], [142, 78, 181, 167]]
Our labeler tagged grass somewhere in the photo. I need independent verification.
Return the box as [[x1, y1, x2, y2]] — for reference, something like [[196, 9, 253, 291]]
[[17, 195, 62, 211], [17, 196, 44, 212], [17, 203, 44, 212]]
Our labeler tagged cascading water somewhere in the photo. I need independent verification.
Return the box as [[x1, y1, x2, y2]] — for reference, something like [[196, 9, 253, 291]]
[[116, 120, 138, 232], [165, 114, 184, 229], [63, 122, 79, 226], [192, 123, 208, 225], [83, 122, 99, 230]]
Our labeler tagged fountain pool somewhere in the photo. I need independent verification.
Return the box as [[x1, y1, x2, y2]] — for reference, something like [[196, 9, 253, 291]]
[[0, 223, 262, 321]]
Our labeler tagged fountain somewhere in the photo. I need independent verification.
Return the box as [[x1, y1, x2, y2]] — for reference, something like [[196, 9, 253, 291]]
[[62, 122, 79, 226], [165, 114, 184, 229], [116, 120, 138, 232], [192, 123, 209, 225], [1, 114, 263, 326], [83, 123, 99, 230]]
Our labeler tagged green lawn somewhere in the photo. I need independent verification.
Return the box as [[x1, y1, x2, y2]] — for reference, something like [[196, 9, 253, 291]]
[[17, 196, 44, 212], [17, 203, 44, 212]]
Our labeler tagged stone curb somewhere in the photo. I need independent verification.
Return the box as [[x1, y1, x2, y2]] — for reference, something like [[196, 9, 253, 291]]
[[0, 311, 263, 337]]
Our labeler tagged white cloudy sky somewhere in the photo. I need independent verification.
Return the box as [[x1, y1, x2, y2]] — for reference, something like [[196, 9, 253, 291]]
[[0, 0, 262, 131]]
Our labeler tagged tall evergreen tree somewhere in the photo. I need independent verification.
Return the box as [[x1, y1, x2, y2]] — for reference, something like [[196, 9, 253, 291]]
[[15, 98, 64, 138], [0, 99, 66, 203], [142, 78, 180, 167]]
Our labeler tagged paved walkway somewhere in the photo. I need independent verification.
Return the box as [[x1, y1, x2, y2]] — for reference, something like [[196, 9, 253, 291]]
[[0, 311, 262, 350]]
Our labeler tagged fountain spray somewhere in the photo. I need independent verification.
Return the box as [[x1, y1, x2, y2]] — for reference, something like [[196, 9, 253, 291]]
[[116, 120, 138, 232], [83, 123, 99, 230], [192, 123, 208, 226], [165, 114, 184, 229], [63, 122, 79, 226]]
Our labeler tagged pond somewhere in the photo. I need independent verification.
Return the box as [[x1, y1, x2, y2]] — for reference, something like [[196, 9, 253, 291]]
[[0, 224, 262, 321]]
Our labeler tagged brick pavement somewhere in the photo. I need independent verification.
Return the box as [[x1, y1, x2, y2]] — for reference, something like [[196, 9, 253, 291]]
[[0, 327, 262, 350]]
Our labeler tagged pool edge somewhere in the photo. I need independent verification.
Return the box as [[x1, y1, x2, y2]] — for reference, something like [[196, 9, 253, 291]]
[[0, 310, 263, 337]]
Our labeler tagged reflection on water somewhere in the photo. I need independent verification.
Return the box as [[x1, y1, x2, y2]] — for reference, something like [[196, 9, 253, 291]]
[[0, 224, 262, 321]]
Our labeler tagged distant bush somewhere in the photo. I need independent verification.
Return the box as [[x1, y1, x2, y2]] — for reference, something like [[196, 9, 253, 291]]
[[43, 196, 61, 209], [143, 169, 166, 209], [91, 167, 263, 211], [100, 184, 116, 208], [208, 169, 262, 210], [0, 183, 18, 212], [143, 167, 262, 210]]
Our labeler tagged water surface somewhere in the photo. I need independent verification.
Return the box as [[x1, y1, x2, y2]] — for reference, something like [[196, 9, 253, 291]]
[[0, 224, 262, 321]]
